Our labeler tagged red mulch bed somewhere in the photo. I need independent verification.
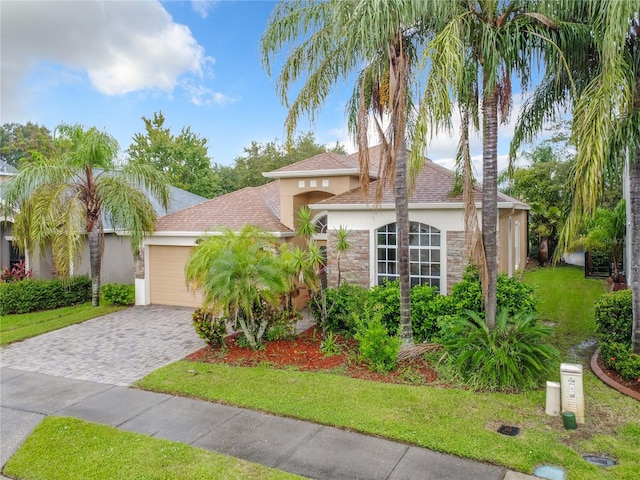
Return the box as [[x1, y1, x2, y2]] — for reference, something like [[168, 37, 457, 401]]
[[596, 354, 640, 396], [186, 327, 438, 386]]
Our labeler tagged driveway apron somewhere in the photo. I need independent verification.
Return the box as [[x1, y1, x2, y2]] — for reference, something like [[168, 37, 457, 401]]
[[0, 305, 204, 386]]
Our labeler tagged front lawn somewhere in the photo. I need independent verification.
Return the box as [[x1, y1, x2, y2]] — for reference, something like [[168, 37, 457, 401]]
[[0, 302, 125, 345], [3, 417, 302, 480], [137, 266, 640, 480]]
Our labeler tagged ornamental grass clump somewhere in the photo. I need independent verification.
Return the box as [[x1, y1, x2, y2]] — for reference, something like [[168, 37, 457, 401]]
[[444, 309, 559, 392]]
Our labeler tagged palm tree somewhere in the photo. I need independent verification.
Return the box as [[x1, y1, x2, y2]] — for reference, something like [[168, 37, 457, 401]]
[[556, 1, 640, 353], [416, 0, 564, 328], [185, 225, 289, 349], [2, 123, 170, 306], [262, 0, 442, 346]]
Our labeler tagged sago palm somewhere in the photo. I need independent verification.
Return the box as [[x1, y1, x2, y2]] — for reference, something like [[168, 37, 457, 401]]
[[2, 123, 170, 306]]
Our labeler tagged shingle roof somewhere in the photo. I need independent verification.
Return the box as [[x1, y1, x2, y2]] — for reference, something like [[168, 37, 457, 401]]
[[155, 181, 292, 233], [265, 152, 358, 176], [315, 159, 529, 208]]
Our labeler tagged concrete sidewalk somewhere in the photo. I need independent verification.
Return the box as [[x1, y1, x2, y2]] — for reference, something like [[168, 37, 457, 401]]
[[1, 367, 537, 480]]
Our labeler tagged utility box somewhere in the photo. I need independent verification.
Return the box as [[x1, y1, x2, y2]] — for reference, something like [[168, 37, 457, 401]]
[[560, 363, 584, 424], [545, 381, 561, 416]]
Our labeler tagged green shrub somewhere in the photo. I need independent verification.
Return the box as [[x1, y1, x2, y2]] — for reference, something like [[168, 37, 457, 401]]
[[600, 342, 640, 382], [594, 290, 633, 345], [444, 309, 559, 392], [0, 276, 91, 315], [449, 267, 538, 316], [310, 283, 369, 334], [192, 309, 228, 347], [594, 290, 638, 381], [265, 307, 300, 341], [101, 283, 135, 306], [354, 312, 400, 373]]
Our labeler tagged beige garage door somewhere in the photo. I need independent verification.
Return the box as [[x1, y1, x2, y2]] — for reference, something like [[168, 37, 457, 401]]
[[149, 245, 203, 307]]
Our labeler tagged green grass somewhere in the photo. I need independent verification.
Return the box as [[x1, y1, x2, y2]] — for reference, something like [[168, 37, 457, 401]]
[[0, 302, 125, 345], [3, 417, 302, 480], [136, 266, 640, 480], [522, 265, 607, 356]]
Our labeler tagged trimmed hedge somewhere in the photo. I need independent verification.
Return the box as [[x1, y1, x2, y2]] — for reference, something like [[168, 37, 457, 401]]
[[594, 289, 639, 382], [0, 276, 91, 315]]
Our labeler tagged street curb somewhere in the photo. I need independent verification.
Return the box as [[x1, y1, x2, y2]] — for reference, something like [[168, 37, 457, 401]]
[[590, 348, 640, 401]]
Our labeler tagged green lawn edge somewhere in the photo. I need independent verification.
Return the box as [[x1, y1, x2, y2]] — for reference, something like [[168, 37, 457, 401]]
[[2, 416, 303, 480], [136, 362, 640, 480], [0, 302, 125, 345]]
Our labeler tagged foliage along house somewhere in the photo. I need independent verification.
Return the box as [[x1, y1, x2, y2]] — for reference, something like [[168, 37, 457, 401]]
[[136, 146, 529, 307]]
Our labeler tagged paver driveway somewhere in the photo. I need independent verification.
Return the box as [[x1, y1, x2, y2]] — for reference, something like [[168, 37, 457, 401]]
[[0, 305, 205, 386]]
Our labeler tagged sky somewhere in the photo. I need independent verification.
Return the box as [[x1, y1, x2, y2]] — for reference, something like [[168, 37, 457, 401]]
[[1, 0, 544, 171]]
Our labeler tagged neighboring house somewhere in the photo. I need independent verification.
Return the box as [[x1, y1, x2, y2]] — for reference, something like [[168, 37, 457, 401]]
[[0, 163, 206, 284], [137, 146, 529, 307], [0, 161, 21, 273]]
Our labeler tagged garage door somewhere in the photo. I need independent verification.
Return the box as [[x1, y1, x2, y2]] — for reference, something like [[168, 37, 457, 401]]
[[149, 245, 203, 307]]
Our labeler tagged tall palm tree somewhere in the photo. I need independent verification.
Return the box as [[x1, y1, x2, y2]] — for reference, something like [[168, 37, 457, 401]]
[[416, 0, 563, 328], [3, 123, 170, 306], [262, 0, 441, 346], [558, 1, 640, 353]]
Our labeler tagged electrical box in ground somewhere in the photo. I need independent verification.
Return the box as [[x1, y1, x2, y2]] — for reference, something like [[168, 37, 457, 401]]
[[560, 363, 584, 424]]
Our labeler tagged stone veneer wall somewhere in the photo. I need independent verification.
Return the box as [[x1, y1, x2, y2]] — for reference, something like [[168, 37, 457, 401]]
[[446, 231, 466, 293], [326, 230, 370, 288]]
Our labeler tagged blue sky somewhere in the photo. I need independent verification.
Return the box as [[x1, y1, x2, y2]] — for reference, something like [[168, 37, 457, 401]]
[[1, 0, 533, 170]]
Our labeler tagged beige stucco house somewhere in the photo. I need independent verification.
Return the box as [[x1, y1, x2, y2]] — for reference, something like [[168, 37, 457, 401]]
[[136, 147, 529, 307]]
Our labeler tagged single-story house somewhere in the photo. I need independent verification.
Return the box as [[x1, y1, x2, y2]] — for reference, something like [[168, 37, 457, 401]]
[[0, 162, 206, 284], [136, 146, 529, 307]]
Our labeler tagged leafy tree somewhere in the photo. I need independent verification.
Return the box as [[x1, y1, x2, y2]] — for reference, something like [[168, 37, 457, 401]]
[[0, 122, 59, 167], [185, 225, 289, 349], [128, 112, 220, 198], [213, 132, 346, 194], [501, 141, 574, 263], [2, 124, 170, 306]]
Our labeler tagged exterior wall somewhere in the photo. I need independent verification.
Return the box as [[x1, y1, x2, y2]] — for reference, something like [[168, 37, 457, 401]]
[[326, 229, 370, 288], [279, 175, 361, 229], [446, 231, 466, 293], [74, 234, 135, 284], [498, 208, 528, 277]]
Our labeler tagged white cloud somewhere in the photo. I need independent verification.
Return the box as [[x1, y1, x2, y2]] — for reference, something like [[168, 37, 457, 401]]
[[191, 0, 219, 19], [0, 0, 215, 119], [184, 82, 239, 107]]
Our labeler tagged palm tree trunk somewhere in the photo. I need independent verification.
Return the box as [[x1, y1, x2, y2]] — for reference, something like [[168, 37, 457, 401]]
[[396, 146, 413, 346], [630, 147, 640, 354], [482, 80, 499, 329], [88, 222, 102, 307]]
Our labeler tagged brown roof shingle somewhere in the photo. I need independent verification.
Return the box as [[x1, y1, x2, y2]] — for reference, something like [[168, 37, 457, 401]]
[[315, 159, 528, 208], [155, 181, 292, 233]]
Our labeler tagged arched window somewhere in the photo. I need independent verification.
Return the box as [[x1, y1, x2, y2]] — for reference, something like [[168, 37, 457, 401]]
[[314, 215, 328, 234], [376, 221, 441, 289]]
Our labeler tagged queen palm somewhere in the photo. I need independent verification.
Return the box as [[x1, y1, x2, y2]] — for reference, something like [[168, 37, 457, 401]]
[[262, 0, 442, 346], [512, 1, 640, 352], [3, 123, 170, 306], [560, 1, 640, 352], [417, 0, 564, 327]]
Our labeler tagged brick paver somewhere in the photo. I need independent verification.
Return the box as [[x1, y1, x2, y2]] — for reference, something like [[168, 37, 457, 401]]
[[0, 306, 205, 386]]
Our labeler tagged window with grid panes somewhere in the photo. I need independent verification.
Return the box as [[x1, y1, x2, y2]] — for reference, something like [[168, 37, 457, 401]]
[[376, 222, 441, 289]]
